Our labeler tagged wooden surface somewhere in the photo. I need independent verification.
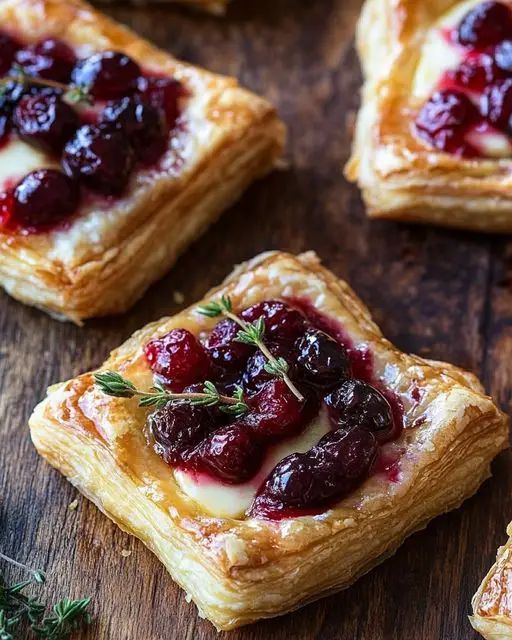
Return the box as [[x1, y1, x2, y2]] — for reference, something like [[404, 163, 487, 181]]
[[1, 1, 512, 638]]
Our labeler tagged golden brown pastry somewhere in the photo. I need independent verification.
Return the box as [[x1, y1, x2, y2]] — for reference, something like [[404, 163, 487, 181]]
[[0, 0, 284, 323], [29, 251, 508, 630], [346, 0, 512, 233], [472, 524, 512, 639]]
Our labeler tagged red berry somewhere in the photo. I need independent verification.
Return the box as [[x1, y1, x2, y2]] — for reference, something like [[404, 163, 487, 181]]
[[296, 328, 352, 389], [72, 51, 141, 99], [242, 341, 297, 394], [137, 76, 183, 129], [245, 379, 306, 439], [241, 300, 307, 342], [457, 1, 512, 48], [205, 318, 253, 379], [482, 79, 512, 130], [144, 328, 209, 391], [14, 39, 76, 82]]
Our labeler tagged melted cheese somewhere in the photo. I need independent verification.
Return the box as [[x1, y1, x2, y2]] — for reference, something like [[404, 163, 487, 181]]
[[0, 139, 57, 188], [174, 408, 332, 519]]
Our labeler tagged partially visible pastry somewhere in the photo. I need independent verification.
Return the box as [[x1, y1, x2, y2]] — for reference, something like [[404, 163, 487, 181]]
[[0, 0, 283, 322], [30, 250, 508, 630], [96, 0, 229, 14], [346, 0, 512, 233]]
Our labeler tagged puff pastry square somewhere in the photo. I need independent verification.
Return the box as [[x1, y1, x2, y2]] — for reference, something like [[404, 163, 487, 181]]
[[0, 0, 284, 323], [29, 251, 508, 630], [472, 524, 512, 639], [346, 0, 512, 233]]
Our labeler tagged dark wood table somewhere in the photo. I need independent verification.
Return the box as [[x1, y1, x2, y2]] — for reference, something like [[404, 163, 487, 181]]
[[1, 1, 511, 638]]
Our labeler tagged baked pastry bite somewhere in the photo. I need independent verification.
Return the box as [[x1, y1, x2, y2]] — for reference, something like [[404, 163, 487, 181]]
[[346, 0, 512, 233], [472, 523, 512, 638], [29, 251, 508, 630], [0, 0, 284, 323]]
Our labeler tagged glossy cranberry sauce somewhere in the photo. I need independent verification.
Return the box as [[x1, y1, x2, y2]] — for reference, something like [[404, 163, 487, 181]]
[[415, 1, 512, 157], [0, 32, 184, 234], [143, 299, 404, 520]]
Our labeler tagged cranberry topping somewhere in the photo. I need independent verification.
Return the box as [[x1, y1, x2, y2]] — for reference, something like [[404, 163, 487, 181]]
[[0, 32, 20, 75], [144, 329, 210, 391], [192, 423, 262, 484], [415, 90, 479, 156], [101, 97, 167, 165], [137, 76, 183, 129], [482, 78, 512, 130], [444, 55, 502, 94], [296, 327, 352, 389], [148, 402, 216, 465], [325, 379, 394, 442], [71, 51, 141, 99], [495, 39, 512, 72], [250, 428, 378, 519], [243, 341, 297, 395], [2, 169, 79, 232], [62, 124, 135, 196], [241, 300, 308, 343], [14, 39, 76, 82], [13, 94, 79, 155], [204, 318, 254, 379], [456, 2, 512, 48]]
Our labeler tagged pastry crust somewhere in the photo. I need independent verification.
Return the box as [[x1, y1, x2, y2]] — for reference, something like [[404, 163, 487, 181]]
[[29, 250, 508, 630], [96, 0, 229, 14], [0, 0, 284, 323], [472, 524, 512, 639], [345, 0, 512, 233]]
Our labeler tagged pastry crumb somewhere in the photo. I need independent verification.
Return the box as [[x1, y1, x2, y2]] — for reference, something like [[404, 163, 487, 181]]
[[173, 290, 185, 304], [120, 549, 132, 557], [68, 499, 79, 511], [185, 593, 193, 603]]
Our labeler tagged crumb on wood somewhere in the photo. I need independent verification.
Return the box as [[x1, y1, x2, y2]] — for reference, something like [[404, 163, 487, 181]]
[[68, 499, 79, 511], [120, 549, 132, 557], [173, 291, 185, 304]]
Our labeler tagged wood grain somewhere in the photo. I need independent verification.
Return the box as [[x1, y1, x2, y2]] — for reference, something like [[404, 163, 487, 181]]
[[1, 1, 511, 638]]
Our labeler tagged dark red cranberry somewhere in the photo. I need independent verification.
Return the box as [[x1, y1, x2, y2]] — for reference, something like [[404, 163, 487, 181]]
[[193, 423, 263, 484], [5, 169, 79, 232], [101, 97, 167, 165], [0, 32, 20, 75], [244, 379, 306, 439], [148, 402, 216, 465], [249, 427, 377, 518], [447, 55, 501, 93], [415, 90, 479, 155], [242, 341, 297, 394], [13, 94, 79, 154], [296, 328, 351, 389], [482, 79, 512, 130], [144, 328, 209, 391], [495, 39, 512, 72], [457, 2, 512, 48], [241, 300, 308, 343], [325, 379, 394, 442], [204, 318, 254, 379], [62, 124, 135, 195], [14, 39, 76, 82], [137, 76, 183, 129], [71, 51, 141, 99]]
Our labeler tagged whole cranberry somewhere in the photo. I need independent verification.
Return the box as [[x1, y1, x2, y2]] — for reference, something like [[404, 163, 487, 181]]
[[137, 76, 183, 129], [448, 55, 502, 93], [144, 328, 210, 391], [14, 39, 76, 82], [101, 97, 167, 165], [0, 32, 20, 75], [241, 300, 308, 343], [72, 51, 141, 99], [148, 402, 216, 465], [457, 2, 512, 48], [325, 379, 394, 441], [245, 379, 306, 439], [250, 427, 377, 518], [482, 79, 512, 130], [415, 90, 479, 155], [194, 423, 263, 484], [8, 169, 79, 231], [13, 94, 79, 154], [242, 341, 297, 395], [62, 124, 135, 195], [296, 328, 352, 389], [205, 318, 254, 379]]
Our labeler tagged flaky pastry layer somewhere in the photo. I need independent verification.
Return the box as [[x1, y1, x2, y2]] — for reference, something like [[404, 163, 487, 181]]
[[0, 0, 284, 322], [345, 0, 512, 233], [30, 251, 508, 630]]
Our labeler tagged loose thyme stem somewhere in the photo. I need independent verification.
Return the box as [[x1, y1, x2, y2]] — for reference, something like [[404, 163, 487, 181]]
[[0, 553, 45, 584], [0, 67, 92, 105], [197, 296, 305, 402]]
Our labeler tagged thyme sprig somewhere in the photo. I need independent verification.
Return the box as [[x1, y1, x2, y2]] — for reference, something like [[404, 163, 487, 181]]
[[94, 371, 248, 417], [0, 553, 91, 640], [197, 295, 304, 402], [0, 64, 92, 105]]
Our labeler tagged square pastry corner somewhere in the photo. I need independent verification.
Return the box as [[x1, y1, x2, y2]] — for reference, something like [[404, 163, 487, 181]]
[[30, 251, 508, 630], [0, 0, 285, 323], [346, 0, 512, 233]]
